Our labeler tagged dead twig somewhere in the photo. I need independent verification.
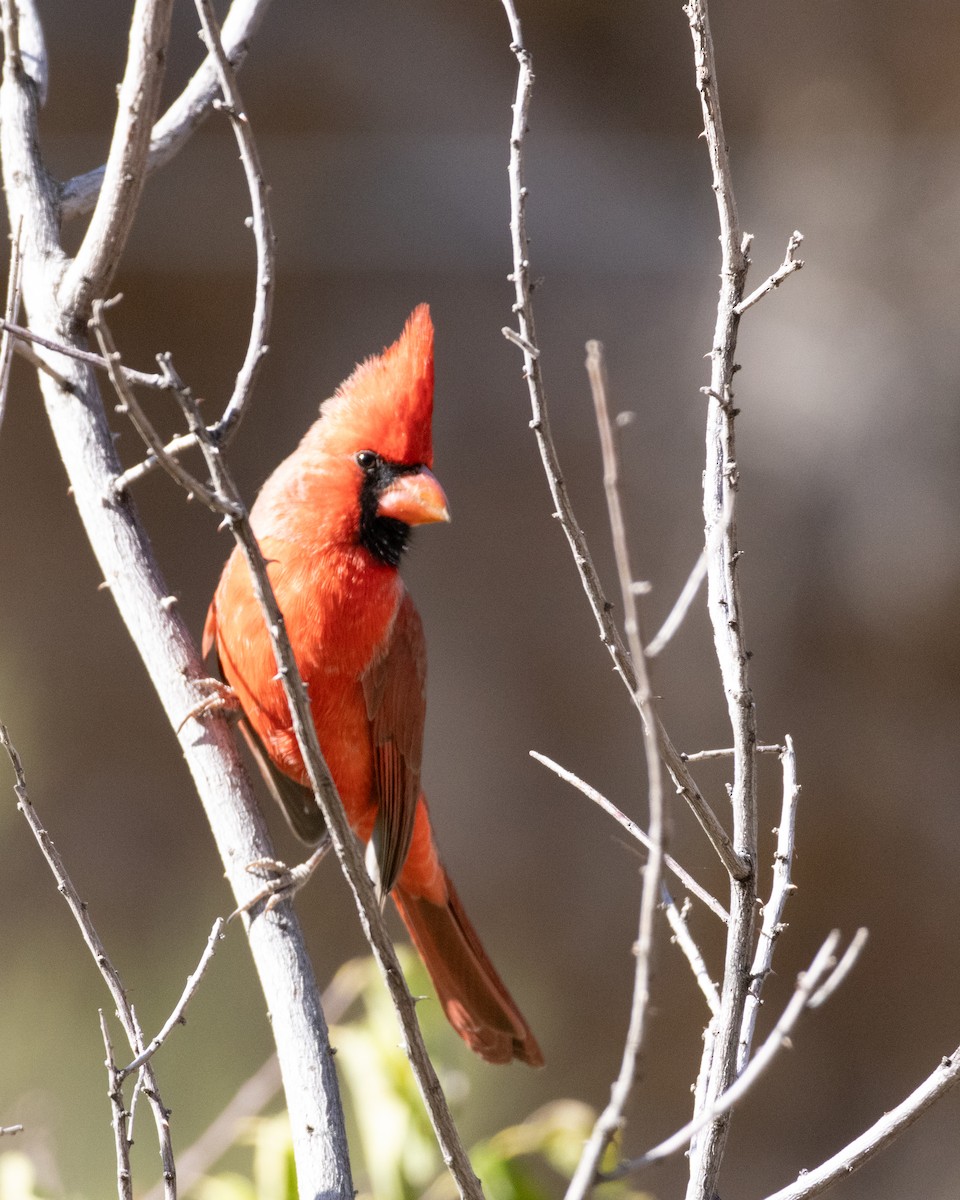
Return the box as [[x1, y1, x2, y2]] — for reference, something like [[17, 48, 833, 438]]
[[529, 752, 726, 922], [735, 231, 804, 316], [0, 724, 176, 1200]]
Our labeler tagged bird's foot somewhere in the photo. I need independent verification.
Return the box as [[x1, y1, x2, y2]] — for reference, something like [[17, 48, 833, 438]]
[[232, 837, 332, 918], [177, 677, 240, 733]]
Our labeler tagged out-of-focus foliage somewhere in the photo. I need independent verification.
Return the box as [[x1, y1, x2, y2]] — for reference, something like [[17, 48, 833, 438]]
[[0, 952, 653, 1200], [193, 1113, 296, 1200], [0, 1154, 45, 1200]]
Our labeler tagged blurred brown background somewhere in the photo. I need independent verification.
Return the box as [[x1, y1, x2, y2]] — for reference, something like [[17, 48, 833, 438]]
[[1, 1, 958, 1197]]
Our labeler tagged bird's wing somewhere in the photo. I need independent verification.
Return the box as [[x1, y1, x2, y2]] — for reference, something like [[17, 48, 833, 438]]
[[361, 588, 427, 900]]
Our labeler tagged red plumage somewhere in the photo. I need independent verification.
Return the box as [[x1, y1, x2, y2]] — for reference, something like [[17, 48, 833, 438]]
[[204, 306, 542, 1066]]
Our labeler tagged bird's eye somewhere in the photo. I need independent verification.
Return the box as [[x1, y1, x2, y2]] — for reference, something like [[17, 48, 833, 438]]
[[355, 450, 378, 472]]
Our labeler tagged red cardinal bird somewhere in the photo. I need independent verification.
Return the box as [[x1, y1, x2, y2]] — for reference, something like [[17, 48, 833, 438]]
[[204, 305, 542, 1067]]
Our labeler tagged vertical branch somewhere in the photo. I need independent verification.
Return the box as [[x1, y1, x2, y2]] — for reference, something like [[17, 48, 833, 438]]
[[562, 344, 667, 1200], [739, 736, 800, 1070], [682, 2, 758, 1196], [0, 4, 354, 1195]]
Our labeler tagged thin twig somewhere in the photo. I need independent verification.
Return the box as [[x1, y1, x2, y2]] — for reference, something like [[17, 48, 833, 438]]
[[683, 745, 783, 763], [61, 0, 274, 221], [646, 490, 733, 658], [61, 0, 176, 314], [663, 889, 720, 1015], [90, 302, 237, 515], [735, 231, 804, 315], [0, 317, 166, 387], [530, 751, 726, 922], [0, 725, 176, 1200], [121, 917, 225, 1078], [738, 735, 801, 1070], [0, 217, 24, 439], [142, 958, 367, 1200], [808, 927, 868, 1009], [163, 362, 485, 1200], [101, 1011, 134, 1200], [497, 0, 746, 885], [757, 1045, 960, 1200], [195, 0, 275, 444], [563, 340, 667, 1200], [609, 931, 846, 1178]]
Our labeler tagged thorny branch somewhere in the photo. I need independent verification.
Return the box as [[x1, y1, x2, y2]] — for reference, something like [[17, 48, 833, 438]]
[[497, 0, 747, 885], [683, 0, 762, 1189], [608, 930, 862, 1179]]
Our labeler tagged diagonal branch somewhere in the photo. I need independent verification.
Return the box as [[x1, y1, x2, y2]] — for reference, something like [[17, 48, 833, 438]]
[[163, 361, 486, 1200], [60, 0, 175, 314], [609, 931, 851, 1179], [756, 1045, 960, 1200], [530, 751, 727, 922]]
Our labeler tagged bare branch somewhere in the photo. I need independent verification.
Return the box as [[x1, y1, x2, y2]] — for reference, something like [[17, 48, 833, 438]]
[[114, 431, 202, 494], [663, 890, 721, 1015], [143, 960, 367, 1200], [100, 1011, 134, 1200], [61, 0, 274, 221], [195, 0, 275, 444], [758, 1046, 960, 1200], [121, 918, 225, 1078], [646, 490, 732, 658], [530, 751, 726, 922], [0, 217, 23, 439], [735, 231, 804, 316], [0, 7, 353, 1189], [739, 735, 801, 1070], [61, 0, 176, 314], [0, 725, 176, 1200], [610, 931, 845, 1178], [808, 926, 869, 1009], [0, 316, 166, 386], [682, 0, 764, 1188], [683, 744, 783, 763], [563, 234, 665, 1200], [496, 0, 746, 885], [90, 302, 236, 514]]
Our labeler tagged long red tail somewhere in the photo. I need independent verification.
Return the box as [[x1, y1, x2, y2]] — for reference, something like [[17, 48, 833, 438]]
[[393, 871, 543, 1067]]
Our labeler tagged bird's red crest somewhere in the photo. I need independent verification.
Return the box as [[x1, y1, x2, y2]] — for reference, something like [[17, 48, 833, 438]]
[[316, 305, 435, 467]]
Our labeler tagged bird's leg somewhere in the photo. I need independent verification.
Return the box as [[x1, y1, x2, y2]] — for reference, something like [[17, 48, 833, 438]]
[[177, 677, 240, 733], [233, 834, 333, 918]]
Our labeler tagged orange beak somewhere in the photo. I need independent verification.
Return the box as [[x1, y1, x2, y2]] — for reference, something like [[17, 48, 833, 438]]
[[378, 467, 451, 526]]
